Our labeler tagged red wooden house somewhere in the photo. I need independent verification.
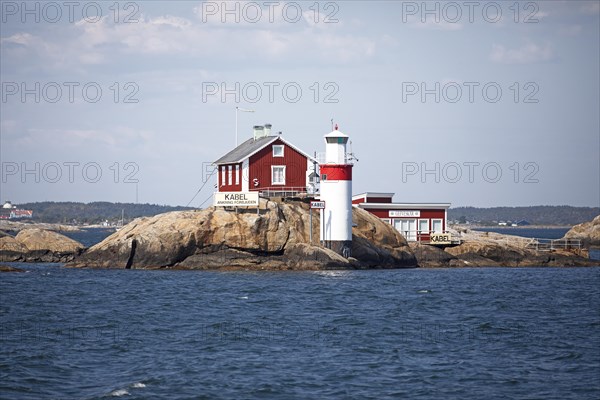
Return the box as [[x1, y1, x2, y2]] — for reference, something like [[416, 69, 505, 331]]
[[214, 125, 318, 196], [352, 192, 450, 242]]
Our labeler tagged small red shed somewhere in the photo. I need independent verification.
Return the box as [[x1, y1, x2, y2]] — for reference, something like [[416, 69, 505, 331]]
[[353, 192, 450, 242]]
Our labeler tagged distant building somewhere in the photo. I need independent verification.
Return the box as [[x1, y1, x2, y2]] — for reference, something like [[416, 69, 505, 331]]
[[214, 124, 318, 196], [352, 193, 450, 242], [0, 201, 33, 219]]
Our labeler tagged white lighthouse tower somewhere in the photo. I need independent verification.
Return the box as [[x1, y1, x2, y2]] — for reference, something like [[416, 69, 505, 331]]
[[319, 125, 353, 257]]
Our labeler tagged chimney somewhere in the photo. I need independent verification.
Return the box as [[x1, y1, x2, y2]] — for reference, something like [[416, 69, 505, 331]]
[[253, 125, 265, 140], [264, 123, 272, 136]]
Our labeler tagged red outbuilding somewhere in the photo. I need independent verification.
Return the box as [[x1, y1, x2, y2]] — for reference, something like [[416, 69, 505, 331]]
[[353, 192, 450, 243], [214, 125, 318, 196]]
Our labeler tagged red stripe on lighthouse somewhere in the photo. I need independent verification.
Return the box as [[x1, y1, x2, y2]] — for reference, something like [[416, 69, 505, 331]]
[[320, 165, 353, 181]]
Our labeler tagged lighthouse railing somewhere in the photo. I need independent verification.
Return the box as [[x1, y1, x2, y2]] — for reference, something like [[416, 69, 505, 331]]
[[315, 152, 355, 165]]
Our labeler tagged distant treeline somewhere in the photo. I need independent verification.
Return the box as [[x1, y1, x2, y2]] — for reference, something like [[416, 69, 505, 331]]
[[18, 202, 194, 224], [12, 202, 600, 226], [448, 206, 599, 226]]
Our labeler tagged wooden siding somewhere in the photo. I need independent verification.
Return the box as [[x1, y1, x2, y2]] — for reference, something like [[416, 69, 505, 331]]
[[366, 196, 393, 203], [218, 163, 242, 192], [352, 196, 366, 205], [248, 138, 308, 191]]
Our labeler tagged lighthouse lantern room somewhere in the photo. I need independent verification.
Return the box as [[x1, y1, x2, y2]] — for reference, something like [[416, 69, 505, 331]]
[[319, 125, 353, 257]]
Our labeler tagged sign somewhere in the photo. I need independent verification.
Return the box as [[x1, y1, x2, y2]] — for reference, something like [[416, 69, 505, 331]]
[[214, 192, 259, 207], [310, 201, 326, 209], [430, 233, 451, 245], [389, 210, 420, 218]]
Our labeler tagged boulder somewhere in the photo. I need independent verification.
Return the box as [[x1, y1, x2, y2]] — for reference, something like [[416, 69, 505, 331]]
[[0, 229, 84, 262], [0, 235, 29, 252], [16, 229, 84, 253], [445, 240, 529, 267], [441, 229, 596, 267], [563, 215, 600, 248], [69, 199, 417, 270], [0, 265, 25, 273], [409, 243, 457, 268]]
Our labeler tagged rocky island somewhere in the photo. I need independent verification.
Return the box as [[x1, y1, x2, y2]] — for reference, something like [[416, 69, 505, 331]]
[[67, 199, 416, 270], [2, 200, 597, 270]]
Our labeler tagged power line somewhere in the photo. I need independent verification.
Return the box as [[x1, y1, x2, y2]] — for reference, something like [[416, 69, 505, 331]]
[[197, 193, 214, 209], [186, 167, 216, 208]]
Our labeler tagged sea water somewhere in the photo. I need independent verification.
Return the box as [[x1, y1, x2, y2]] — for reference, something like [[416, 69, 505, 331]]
[[1, 264, 599, 399]]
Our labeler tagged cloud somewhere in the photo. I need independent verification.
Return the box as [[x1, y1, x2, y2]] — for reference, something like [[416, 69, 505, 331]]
[[1, 8, 375, 74], [403, 15, 463, 31], [1, 33, 35, 46], [580, 3, 600, 15], [490, 42, 554, 64], [558, 24, 583, 36]]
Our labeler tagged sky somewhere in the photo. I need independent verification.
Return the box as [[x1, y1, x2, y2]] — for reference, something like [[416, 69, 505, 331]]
[[1, 0, 599, 208]]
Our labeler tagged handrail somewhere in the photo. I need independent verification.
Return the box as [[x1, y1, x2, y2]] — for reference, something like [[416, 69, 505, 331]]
[[256, 187, 316, 198], [525, 238, 582, 251]]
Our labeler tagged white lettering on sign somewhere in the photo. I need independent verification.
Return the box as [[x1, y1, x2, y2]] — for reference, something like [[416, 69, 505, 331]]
[[310, 201, 326, 209], [389, 210, 420, 218], [214, 191, 259, 206]]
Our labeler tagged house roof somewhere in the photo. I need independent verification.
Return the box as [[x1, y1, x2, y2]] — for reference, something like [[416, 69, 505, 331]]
[[214, 135, 316, 165]]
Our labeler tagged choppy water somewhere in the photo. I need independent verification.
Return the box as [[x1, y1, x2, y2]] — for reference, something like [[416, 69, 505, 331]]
[[1, 264, 599, 399]]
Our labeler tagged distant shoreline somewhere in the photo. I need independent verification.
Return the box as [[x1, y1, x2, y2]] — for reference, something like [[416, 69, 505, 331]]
[[451, 224, 572, 230]]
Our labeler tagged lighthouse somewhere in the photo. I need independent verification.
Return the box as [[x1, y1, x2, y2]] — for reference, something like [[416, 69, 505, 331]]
[[319, 125, 353, 257]]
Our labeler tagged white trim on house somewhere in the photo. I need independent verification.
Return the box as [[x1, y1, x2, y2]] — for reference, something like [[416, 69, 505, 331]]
[[271, 165, 286, 185], [272, 144, 284, 157], [355, 203, 451, 210], [241, 159, 249, 192]]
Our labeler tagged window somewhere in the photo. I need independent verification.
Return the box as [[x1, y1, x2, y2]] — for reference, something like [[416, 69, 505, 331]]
[[432, 219, 443, 233], [228, 165, 232, 185], [235, 165, 240, 185], [221, 166, 225, 186], [418, 219, 429, 235], [273, 145, 284, 157], [271, 166, 286, 185]]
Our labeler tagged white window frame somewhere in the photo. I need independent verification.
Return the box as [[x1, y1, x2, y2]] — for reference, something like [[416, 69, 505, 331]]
[[418, 219, 429, 235], [272, 145, 284, 157], [235, 165, 240, 185], [271, 165, 286, 185], [221, 166, 225, 186], [228, 165, 232, 186], [432, 218, 443, 233]]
